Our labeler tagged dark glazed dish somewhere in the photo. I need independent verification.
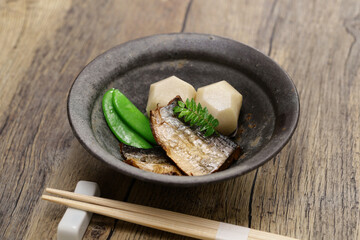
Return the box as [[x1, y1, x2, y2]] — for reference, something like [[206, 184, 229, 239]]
[[67, 33, 300, 187]]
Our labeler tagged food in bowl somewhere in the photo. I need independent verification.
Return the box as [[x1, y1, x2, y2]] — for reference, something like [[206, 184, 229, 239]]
[[102, 89, 153, 149], [102, 76, 244, 176], [150, 97, 241, 176], [196, 80, 243, 135], [120, 143, 183, 176], [146, 75, 196, 117]]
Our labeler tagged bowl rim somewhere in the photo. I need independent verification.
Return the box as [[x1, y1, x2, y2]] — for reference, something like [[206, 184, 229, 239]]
[[67, 33, 300, 187]]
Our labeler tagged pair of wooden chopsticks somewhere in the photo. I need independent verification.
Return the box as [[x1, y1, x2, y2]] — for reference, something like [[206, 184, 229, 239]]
[[42, 188, 298, 240]]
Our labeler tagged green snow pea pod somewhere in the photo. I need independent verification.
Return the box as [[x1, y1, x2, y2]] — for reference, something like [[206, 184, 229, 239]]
[[102, 89, 152, 149], [112, 89, 157, 145]]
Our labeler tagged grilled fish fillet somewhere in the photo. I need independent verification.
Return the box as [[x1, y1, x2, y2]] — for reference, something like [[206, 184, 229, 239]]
[[150, 97, 241, 176], [120, 143, 183, 176]]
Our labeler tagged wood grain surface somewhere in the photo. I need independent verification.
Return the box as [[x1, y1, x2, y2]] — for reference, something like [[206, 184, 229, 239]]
[[0, 0, 359, 239]]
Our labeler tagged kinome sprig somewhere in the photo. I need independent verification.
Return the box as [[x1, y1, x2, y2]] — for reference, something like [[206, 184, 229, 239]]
[[173, 98, 219, 137]]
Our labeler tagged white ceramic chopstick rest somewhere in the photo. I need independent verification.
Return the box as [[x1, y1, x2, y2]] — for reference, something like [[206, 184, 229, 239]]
[[215, 222, 250, 240], [57, 181, 100, 240]]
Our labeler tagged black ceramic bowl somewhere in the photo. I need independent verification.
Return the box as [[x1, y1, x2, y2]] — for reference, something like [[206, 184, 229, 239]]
[[67, 33, 299, 187]]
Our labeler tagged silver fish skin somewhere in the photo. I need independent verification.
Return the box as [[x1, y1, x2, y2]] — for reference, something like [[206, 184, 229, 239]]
[[120, 143, 183, 176], [150, 97, 241, 176]]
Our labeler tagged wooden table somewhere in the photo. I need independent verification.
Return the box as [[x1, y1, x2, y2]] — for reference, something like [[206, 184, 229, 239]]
[[1, 1, 359, 239]]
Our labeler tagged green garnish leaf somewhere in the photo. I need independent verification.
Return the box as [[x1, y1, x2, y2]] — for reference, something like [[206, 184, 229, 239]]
[[191, 115, 200, 126], [185, 99, 191, 108], [178, 101, 185, 108], [198, 119, 207, 126], [173, 98, 219, 137], [205, 128, 215, 137], [200, 124, 209, 132], [197, 102, 202, 112], [173, 106, 183, 113], [178, 109, 189, 118], [212, 119, 219, 128], [184, 113, 192, 122]]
